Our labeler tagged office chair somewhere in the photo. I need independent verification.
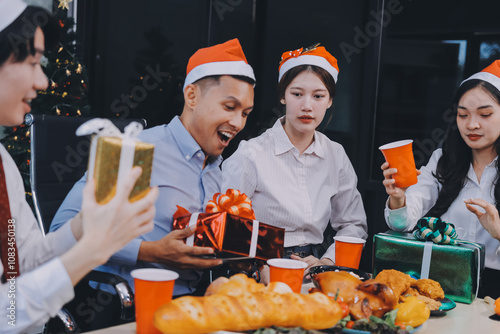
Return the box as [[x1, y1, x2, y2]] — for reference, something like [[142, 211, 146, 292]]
[[26, 114, 146, 333]]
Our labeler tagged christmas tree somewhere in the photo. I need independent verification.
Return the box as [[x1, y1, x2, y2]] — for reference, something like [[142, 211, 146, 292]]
[[0, 0, 90, 207]]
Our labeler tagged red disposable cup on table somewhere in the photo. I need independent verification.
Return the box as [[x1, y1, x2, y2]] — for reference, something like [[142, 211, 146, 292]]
[[267, 258, 308, 293], [131, 268, 179, 334], [379, 139, 418, 188], [334, 236, 366, 269]]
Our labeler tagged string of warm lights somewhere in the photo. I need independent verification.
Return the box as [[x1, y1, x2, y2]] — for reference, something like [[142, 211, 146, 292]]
[[43, 1, 85, 117], [0, 0, 83, 206], [43, 42, 87, 117]]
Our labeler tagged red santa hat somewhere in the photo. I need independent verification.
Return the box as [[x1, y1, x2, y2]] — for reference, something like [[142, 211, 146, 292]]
[[461, 60, 500, 92], [278, 43, 339, 83], [183, 38, 255, 91], [0, 0, 27, 33]]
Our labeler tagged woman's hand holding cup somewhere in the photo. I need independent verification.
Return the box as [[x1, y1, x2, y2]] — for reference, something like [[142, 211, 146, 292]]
[[381, 162, 420, 210]]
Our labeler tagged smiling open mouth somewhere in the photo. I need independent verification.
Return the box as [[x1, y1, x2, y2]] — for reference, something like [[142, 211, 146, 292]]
[[218, 131, 234, 143]]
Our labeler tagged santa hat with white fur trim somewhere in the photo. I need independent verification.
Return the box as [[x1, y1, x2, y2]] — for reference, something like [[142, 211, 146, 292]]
[[0, 0, 27, 33], [278, 43, 339, 83], [183, 38, 255, 91], [461, 60, 500, 92]]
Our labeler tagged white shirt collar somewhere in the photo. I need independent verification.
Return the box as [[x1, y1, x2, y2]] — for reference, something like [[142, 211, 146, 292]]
[[271, 117, 325, 158], [467, 155, 499, 183]]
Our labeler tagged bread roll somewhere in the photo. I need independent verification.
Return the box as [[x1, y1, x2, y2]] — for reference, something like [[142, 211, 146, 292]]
[[205, 274, 265, 297], [154, 291, 342, 333], [265, 281, 293, 294]]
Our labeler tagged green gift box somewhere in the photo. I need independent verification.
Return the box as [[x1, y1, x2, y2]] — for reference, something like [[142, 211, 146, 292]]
[[373, 231, 485, 304]]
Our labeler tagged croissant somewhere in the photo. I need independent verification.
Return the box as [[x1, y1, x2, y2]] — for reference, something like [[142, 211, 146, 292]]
[[154, 290, 342, 333]]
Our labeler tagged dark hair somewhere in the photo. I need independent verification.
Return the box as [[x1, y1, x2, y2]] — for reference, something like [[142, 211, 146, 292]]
[[426, 79, 500, 217], [277, 65, 337, 101], [193, 74, 255, 94], [0, 6, 59, 66]]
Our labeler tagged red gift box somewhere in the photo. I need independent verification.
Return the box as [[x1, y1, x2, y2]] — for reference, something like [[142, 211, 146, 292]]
[[173, 190, 284, 260]]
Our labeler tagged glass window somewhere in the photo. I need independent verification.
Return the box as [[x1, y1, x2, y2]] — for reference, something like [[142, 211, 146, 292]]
[[83, 0, 210, 127], [371, 39, 466, 179], [479, 39, 500, 69]]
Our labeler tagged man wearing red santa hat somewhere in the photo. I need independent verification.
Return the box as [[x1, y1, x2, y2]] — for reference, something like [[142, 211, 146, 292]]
[[52, 38, 256, 296]]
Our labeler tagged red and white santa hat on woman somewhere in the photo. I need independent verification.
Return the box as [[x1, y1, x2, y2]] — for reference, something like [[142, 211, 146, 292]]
[[461, 59, 500, 92], [278, 43, 339, 83], [0, 0, 27, 33], [183, 38, 255, 91]]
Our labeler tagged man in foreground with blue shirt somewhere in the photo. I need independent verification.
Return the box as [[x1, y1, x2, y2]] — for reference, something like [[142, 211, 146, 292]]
[[50, 39, 255, 296]]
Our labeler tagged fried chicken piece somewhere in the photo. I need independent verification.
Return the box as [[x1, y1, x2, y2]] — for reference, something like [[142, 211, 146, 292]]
[[399, 287, 421, 302], [375, 269, 416, 298], [413, 278, 445, 301], [415, 295, 442, 310]]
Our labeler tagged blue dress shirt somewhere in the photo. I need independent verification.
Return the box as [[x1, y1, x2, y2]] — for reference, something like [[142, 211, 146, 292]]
[[50, 116, 222, 295]]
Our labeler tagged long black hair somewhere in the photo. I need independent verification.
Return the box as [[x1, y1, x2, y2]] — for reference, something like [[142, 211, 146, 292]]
[[0, 6, 59, 66], [426, 79, 500, 217]]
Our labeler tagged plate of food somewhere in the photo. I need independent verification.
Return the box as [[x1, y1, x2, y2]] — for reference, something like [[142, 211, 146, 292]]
[[309, 265, 371, 285], [430, 297, 456, 316]]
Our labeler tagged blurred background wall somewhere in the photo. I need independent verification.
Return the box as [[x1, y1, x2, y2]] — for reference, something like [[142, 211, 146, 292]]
[[68, 0, 500, 272]]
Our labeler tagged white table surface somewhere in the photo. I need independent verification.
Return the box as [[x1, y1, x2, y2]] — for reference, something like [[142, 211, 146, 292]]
[[87, 284, 500, 334]]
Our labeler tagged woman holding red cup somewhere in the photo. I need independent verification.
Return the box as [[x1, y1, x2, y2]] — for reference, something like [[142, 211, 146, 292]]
[[381, 60, 500, 299]]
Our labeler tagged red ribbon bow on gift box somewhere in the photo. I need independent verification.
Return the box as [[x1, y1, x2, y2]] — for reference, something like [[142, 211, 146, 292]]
[[206, 189, 256, 220], [172, 189, 256, 222]]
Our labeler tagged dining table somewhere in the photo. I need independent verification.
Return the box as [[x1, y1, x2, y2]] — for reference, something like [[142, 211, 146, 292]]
[[86, 283, 500, 334]]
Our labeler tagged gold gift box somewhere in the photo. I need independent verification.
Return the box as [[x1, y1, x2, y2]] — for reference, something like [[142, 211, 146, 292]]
[[92, 136, 154, 204]]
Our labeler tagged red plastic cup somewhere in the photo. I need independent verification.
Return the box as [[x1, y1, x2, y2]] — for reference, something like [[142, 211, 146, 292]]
[[267, 258, 307, 293], [379, 139, 418, 188], [131, 269, 179, 334], [334, 236, 366, 269]]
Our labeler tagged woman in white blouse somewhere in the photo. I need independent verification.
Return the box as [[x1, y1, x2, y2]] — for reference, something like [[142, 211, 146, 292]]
[[382, 60, 500, 298], [222, 44, 368, 274]]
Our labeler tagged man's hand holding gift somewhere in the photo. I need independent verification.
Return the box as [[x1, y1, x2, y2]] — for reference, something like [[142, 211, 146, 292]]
[[138, 226, 223, 270], [172, 189, 284, 262]]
